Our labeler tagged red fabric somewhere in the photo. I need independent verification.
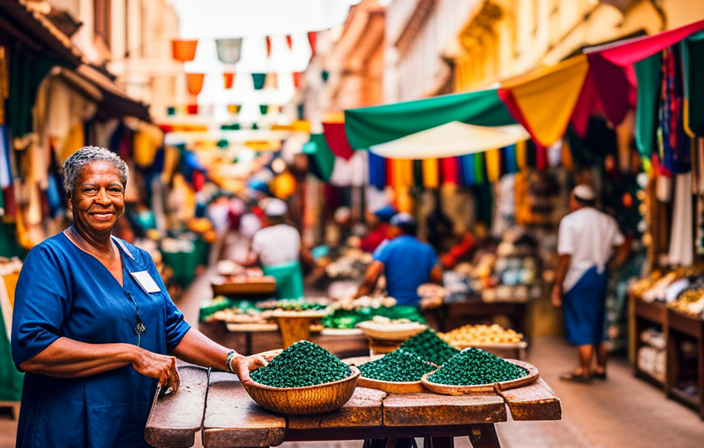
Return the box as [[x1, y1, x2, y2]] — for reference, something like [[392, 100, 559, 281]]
[[223, 73, 235, 89], [587, 19, 704, 66], [307, 32, 317, 54], [441, 233, 476, 269], [192, 170, 205, 191], [386, 156, 394, 187], [570, 70, 601, 138], [285, 35, 293, 49], [2, 187, 16, 218], [585, 56, 633, 126], [266, 36, 272, 57], [536, 144, 548, 170], [322, 122, 355, 160], [293, 72, 302, 89], [360, 223, 390, 253], [187, 104, 199, 115], [497, 88, 539, 139], [440, 157, 459, 185]]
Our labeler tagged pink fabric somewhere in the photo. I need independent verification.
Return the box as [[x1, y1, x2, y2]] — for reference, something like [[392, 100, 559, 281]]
[[323, 122, 355, 160]]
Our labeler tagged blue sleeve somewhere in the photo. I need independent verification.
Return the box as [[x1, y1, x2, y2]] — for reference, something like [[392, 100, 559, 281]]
[[373, 240, 390, 263], [11, 245, 69, 368], [147, 257, 191, 351]]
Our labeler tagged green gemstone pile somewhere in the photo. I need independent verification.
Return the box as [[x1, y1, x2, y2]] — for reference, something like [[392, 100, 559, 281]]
[[358, 349, 436, 382], [257, 299, 328, 312], [250, 340, 351, 388], [400, 329, 460, 366], [428, 347, 527, 386]]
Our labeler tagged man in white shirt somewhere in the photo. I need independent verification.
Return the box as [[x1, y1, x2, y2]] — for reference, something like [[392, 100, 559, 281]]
[[552, 184, 630, 382], [247, 199, 312, 299]]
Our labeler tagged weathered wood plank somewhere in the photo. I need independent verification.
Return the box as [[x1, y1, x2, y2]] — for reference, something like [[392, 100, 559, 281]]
[[383, 393, 507, 426], [288, 387, 386, 430], [145, 365, 208, 448], [202, 372, 286, 448], [497, 378, 562, 421]]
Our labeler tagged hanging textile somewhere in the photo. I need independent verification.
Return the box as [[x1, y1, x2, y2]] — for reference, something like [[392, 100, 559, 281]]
[[223, 72, 235, 89], [293, 72, 302, 89], [308, 32, 317, 54], [504, 145, 518, 174], [659, 46, 690, 174], [440, 158, 459, 186], [285, 35, 293, 49], [322, 122, 354, 160], [0, 46, 8, 125], [460, 154, 476, 186], [485, 149, 501, 183], [215, 38, 242, 64], [186, 73, 205, 96], [584, 18, 704, 126], [499, 55, 590, 147], [266, 36, 273, 57], [329, 151, 367, 187], [668, 172, 694, 266], [515, 140, 528, 170], [260, 105, 269, 115], [345, 89, 517, 150], [634, 52, 663, 159], [265, 73, 279, 89], [0, 274, 23, 401], [172, 40, 199, 61], [422, 158, 439, 188], [228, 104, 241, 115], [252, 73, 266, 90], [682, 31, 704, 136], [570, 70, 599, 138], [133, 124, 164, 168], [390, 159, 413, 189]]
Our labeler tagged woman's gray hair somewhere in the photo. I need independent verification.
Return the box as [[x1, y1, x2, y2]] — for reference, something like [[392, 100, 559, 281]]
[[62, 146, 129, 194]]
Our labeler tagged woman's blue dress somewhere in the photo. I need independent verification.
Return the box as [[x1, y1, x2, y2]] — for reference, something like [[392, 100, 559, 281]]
[[11, 233, 191, 448]]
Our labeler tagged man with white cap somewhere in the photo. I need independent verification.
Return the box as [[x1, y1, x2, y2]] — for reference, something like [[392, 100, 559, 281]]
[[246, 198, 308, 299], [355, 212, 442, 306], [553, 184, 630, 382]]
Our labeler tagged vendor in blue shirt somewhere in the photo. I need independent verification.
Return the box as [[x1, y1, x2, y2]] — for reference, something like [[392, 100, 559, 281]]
[[355, 213, 442, 306], [11, 147, 272, 448]]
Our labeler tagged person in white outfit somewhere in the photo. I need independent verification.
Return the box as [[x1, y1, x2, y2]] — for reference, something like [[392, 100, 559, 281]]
[[552, 184, 630, 382]]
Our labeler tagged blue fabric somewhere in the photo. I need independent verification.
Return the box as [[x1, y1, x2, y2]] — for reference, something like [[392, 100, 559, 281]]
[[368, 152, 386, 189], [11, 233, 191, 448], [373, 235, 438, 306], [563, 266, 607, 346], [460, 154, 476, 186], [504, 145, 518, 174]]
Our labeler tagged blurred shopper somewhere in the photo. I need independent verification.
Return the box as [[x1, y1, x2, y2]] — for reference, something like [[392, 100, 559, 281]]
[[360, 205, 396, 253], [553, 184, 630, 382], [246, 199, 317, 299], [355, 213, 442, 306], [439, 223, 477, 269]]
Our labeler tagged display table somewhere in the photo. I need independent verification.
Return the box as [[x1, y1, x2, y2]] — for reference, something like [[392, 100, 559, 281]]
[[629, 295, 668, 387], [211, 277, 277, 298], [437, 300, 527, 335], [145, 364, 561, 448]]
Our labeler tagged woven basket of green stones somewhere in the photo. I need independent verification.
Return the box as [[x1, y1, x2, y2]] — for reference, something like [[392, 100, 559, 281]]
[[244, 341, 360, 414], [420, 347, 539, 395], [353, 348, 438, 393]]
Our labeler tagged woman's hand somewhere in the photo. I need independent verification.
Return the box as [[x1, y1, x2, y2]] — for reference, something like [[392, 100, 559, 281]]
[[231, 350, 280, 384], [131, 348, 180, 394]]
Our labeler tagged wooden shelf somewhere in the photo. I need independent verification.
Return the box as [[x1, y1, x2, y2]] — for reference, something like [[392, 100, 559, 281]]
[[634, 299, 667, 325], [635, 367, 665, 387], [670, 387, 700, 410]]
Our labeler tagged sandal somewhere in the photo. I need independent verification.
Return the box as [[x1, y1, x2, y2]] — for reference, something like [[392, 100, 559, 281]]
[[593, 371, 607, 380], [560, 371, 592, 383]]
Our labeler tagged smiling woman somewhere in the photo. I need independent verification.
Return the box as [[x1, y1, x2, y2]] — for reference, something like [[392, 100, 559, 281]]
[[10, 146, 273, 448]]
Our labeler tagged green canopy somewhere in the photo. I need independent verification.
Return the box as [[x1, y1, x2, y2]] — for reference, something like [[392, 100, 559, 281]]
[[634, 52, 662, 158], [303, 134, 336, 182], [344, 89, 517, 150]]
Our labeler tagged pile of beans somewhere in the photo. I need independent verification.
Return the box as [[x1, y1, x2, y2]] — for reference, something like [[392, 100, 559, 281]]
[[250, 341, 352, 388], [427, 347, 527, 386], [400, 329, 460, 366], [358, 349, 436, 382]]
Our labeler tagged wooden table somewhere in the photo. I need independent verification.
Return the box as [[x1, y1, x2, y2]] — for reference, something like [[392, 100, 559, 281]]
[[436, 301, 528, 335], [145, 364, 561, 448]]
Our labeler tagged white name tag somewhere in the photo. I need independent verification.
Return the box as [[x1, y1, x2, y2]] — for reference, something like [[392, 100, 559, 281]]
[[130, 271, 161, 294]]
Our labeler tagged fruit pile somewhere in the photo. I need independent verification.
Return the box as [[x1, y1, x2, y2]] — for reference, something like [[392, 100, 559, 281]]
[[439, 324, 523, 345], [358, 349, 436, 382], [250, 341, 351, 388], [427, 348, 527, 386], [400, 329, 459, 366]]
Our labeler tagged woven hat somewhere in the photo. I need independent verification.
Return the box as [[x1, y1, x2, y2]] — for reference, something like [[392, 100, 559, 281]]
[[573, 184, 596, 201]]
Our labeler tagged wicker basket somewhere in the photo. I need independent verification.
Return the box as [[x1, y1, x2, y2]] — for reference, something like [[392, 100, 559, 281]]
[[241, 367, 360, 414]]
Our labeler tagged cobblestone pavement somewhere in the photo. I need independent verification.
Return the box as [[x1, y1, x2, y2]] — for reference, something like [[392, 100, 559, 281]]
[[2, 264, 704, 447]]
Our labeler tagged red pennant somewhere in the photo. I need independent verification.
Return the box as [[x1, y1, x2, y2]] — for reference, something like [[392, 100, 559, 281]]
[[292, 72, 302, 89], [266, 36, 272, 57], [171, 40, 198, 61], [285, 35, 293, 49], [307, 31, 317, 54], [187, 104, 199, 115], [223, 72, 235, 89]]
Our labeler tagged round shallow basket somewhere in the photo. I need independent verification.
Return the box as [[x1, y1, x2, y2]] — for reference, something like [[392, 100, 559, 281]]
[[357, 321, 426, 341], [420, 359, 539, 395], [242, 366, 361, 415], [357, 376, 429, 394]]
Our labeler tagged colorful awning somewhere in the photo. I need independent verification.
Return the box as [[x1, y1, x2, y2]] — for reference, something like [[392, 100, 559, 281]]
[[369, 122, 529, 160], [344, 88, 517, 150]]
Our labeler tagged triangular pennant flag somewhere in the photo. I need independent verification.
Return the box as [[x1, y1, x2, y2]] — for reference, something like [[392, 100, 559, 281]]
[[260, 105, 269, 115], [293, 72, 302, 89], [285, 35, 293, 49], [252, 73, 266, 90], [265, 73, 279, 89], [227, 104, 241, 114], [308, 31, 317, 54], [172, 40, 198, 61], [187, 104, 199, 115], [186, 73, 205, 95], [166, 106, 176, 116], [321, 70, 329, 83], [215, 38, 242, 64], [266, 36, 272, 57], [223, 72, 235, 89]]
